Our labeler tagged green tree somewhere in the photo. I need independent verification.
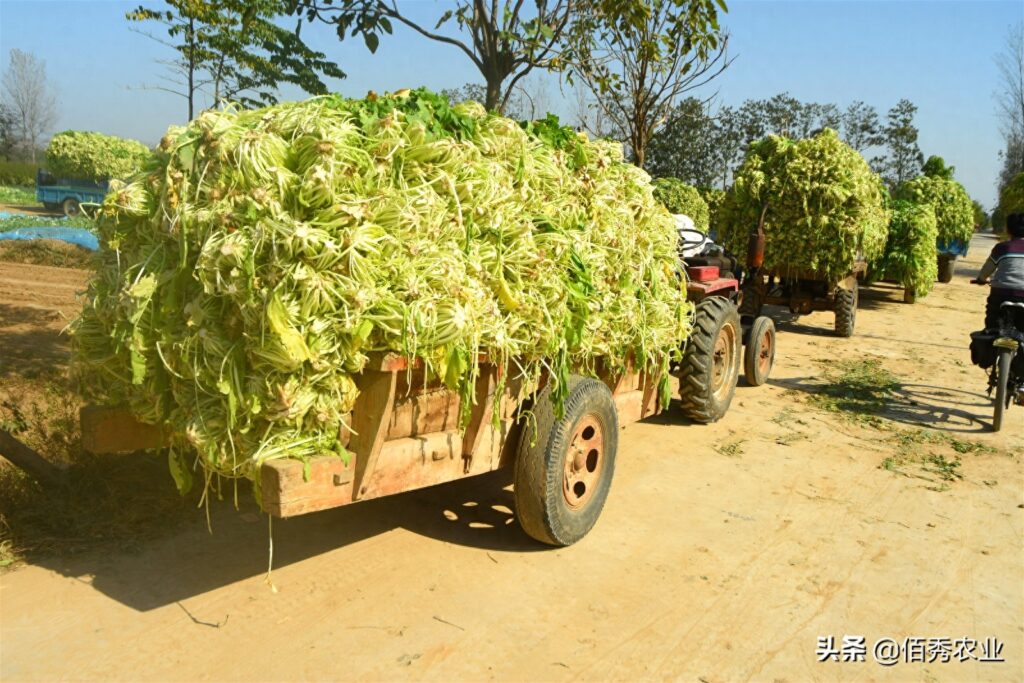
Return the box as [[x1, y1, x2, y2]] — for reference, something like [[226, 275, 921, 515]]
[[972, 200, 990, 229], [646, 97, 725, 187], [289, 0, 575, 113], [840, 101, 883, 152], [873, 99, 923, 188], [129, 0, 345, 120], [571, 0, 729, 166], [922, 155, 955, 180]]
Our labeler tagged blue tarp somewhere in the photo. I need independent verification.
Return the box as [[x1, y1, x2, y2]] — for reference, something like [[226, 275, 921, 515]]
[[0, 226, 99, 250], [937, 237, 969, 257]]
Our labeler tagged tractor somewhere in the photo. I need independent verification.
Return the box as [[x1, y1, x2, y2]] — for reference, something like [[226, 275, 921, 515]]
[[673, 217, 776, 423]]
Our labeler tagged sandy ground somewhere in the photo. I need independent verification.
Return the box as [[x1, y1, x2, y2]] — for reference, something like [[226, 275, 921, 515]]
[[0, 234, 1021, 682]]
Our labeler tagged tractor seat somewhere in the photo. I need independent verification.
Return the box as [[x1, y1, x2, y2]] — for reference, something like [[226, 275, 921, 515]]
[[685, 253, 738, 273]]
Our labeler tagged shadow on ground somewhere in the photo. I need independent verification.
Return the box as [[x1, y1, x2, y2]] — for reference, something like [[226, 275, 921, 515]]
[[0, 303, 73, 380], [770, 374, 994, 434]]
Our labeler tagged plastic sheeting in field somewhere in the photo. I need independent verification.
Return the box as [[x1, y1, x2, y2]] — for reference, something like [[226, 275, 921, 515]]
[[0, 226, 98, 250]]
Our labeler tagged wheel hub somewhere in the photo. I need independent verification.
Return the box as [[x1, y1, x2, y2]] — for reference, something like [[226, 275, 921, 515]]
[[563, 416, 604, 509], [758, 328, 773, 375], [711, 323, 737, 401]]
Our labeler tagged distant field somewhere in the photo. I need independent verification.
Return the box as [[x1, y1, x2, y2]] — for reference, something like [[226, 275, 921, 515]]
[[0, 186, 39, 206]]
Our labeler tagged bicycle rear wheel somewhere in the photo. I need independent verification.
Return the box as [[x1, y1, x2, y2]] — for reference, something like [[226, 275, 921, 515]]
[[993, 349, 1011, 432]]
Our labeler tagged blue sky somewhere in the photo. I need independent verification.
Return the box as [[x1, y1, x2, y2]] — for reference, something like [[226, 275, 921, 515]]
[[1, 0, 1021, 207]]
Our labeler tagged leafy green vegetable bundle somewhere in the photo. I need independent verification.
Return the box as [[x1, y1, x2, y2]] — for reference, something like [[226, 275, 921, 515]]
[[46, 131, 151, 182], [893, 175, 973, 245], [652, 178, 710, 233], [71, 89, 690, 485], [718, 129, 890, 283], [697, 187, 725, 235], [870, 200, 938, 298]]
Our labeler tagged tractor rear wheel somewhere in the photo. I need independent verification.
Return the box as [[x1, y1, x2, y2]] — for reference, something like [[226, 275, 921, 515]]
[[678, 297, 741, 423], [834, 282, 858, 337], [514, 375, 618, 546]]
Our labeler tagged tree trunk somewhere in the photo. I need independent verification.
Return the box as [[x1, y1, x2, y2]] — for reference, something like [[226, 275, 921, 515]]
[[630, 128, 646, 168], [485, 77, 502, 113], [187, 16, 195, 121]]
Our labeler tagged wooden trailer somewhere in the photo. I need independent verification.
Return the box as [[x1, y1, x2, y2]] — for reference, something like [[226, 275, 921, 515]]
[[79, 352, 663, 546], [741, 260, 866, 338]]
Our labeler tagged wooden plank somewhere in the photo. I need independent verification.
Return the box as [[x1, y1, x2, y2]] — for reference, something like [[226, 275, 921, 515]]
[[614, 390, 644, 426], [0, 430, 67, 486], [359, 430, 464, 500], [365, 351, 489, 373], [350, 369, 398, 501], [469, 418, 514, 473], [640, 373, 661, 419], [260, 455, 354, 517], [386, 388, 461, 440], [460, 365, 497, 471], [80, 405, 168, 454]]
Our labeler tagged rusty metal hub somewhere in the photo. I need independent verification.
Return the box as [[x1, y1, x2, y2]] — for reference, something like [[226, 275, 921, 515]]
[[563, 416, 604, 509]]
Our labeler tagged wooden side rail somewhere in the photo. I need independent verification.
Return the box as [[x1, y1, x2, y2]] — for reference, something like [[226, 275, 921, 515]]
[[80, 352, 663, 519]]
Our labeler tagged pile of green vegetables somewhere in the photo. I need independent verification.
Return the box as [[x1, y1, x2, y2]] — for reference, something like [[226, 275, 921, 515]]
[[870, 200, 938, 298], [46, 131, 152, 182], [652, 178, 710, 233], [71, 89, 691, 488], [697, 187, 725, 236], [718, 129, 890, 283], [893, 174, 973, 246]]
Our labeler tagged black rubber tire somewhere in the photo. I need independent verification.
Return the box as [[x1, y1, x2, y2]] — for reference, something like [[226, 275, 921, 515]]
[[938, 256, 954, 284], [739, 281, 764, 317], [993, 349, 1011, 432], [903, 288, 916, 304], [678, 296, 741, 423], [513, 375, 618, 546], [834, 282, 858, 338], [743, 316, 776, 387], [62, 197, 81, 217]]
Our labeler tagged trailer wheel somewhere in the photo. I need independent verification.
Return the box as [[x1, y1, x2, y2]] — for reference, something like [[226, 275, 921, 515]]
[[834, 282, 857, 337], [743, 316, 775, 387], [62, 197, 81, 217], [937, 256, 954, 283], [677, 297, 741, 423], [514, 375, 618, 547]]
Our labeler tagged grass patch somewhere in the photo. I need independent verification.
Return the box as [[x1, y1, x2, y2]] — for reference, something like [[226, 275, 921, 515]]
[[0, 239, 96, 268], [714, 439, 746, 457], [0, 453, 198, 565], [0, 372, 196, 566], [0, 214, 95, 231], [876, 427, 1000, 491], [807, 357, 901, 426], [0, 185, 38, 205]]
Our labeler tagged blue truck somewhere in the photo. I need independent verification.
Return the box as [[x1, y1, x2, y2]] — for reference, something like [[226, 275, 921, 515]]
[[36, 169, 108, 217], [937, 237, 969, 284]]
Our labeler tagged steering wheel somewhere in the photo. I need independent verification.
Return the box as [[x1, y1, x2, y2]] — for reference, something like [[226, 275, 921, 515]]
[[678, 227, 708, 253]]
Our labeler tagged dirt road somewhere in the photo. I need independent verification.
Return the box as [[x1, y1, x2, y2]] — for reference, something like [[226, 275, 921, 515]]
[[1, 235, 1021, 682]]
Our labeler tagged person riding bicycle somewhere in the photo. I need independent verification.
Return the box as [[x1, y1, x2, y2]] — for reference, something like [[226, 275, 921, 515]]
[[972, 212, 1024, 330]]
